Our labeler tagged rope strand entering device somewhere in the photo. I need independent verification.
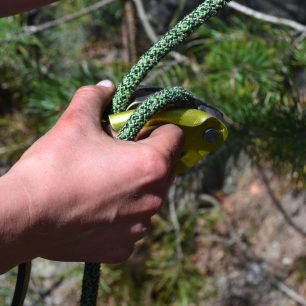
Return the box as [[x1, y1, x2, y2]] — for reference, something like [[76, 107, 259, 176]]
[[12, 0, 230, 306], [113, 0, 231, 113], [80, 1, 231, 305], [11, 1, 230, 306]]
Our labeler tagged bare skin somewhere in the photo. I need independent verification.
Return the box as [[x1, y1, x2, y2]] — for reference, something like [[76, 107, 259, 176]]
[[0, 82, 184, 274], [0, 1, 184, 273]]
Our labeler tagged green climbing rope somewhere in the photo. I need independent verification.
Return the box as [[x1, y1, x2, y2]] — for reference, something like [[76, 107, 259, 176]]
[[80, 263, 100, 306], [112, 0, 231, 113], [118, 87, 196, 140], [81, 1, 231, 305]]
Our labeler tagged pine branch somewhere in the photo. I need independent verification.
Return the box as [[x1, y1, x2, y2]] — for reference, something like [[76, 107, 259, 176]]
[[132, 0, 157, 42], [132, 0, 192, 65], [257, 164, 306, 238], [168, 183, 183, 260], [228, 1, 306, 33], [23, 0, 116, 35], [222, 226, 306, 306], [271, 279, 306, 306], [1, 0, 116, 44]]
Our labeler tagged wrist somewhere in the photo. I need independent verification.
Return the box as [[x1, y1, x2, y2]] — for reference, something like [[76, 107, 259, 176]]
[[0, 170, 37, 273]]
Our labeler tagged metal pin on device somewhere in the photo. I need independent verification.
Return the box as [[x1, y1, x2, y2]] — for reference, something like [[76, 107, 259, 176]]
[[204, 129, 220, 144]]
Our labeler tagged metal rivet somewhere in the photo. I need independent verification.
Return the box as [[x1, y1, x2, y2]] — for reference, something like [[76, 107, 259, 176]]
[[204, 129, 219, 144]]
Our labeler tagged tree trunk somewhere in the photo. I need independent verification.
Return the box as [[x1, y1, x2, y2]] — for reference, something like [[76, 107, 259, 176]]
[[122, 0, 139, 64]]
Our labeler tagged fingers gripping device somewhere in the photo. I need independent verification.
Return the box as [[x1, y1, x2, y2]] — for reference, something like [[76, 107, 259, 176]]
[[11, 1, 231, 306], [108, 87, 228, 173]]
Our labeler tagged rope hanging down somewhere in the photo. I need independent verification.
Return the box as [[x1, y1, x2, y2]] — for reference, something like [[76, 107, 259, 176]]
[[81, 1, 231, 305]]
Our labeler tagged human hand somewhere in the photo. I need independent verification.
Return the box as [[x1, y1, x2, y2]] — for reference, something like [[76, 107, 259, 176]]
[[3, 81, 183, 266]]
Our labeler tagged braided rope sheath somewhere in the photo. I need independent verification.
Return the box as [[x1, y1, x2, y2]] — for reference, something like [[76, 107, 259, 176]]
[[81, 89, 196, 306], [80, 263, 100, 306], [112, 0, 231, 113], [81, 1, 231, 305], [118, 87, 196, 140]]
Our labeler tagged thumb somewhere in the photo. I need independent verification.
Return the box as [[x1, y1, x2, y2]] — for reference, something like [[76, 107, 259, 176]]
[[139, 124, 184, 165], [62, 80, 116, 129]]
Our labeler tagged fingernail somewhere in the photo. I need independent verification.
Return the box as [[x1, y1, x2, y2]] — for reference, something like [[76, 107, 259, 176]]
[[97, 80, 114, 88]]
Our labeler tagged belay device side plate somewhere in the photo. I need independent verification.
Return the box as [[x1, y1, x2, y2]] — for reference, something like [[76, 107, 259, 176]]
[[108, 87, 228, 173]]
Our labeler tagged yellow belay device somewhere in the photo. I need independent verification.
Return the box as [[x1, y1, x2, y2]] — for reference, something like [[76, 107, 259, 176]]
[[108, 87, 228, 173]]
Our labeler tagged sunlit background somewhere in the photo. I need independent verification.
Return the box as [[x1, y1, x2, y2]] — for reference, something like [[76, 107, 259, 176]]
[[0, 0, 305, 305]]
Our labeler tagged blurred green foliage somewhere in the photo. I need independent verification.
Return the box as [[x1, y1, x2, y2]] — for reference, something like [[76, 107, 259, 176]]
[[153, 18, 306, 179], [98, 207, 223, 306], [0, 1, 305, 305]]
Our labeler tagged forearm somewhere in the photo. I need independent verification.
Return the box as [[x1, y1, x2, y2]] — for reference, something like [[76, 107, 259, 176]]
[[0, 0, 57, 18], [0, 172, 34, 274]]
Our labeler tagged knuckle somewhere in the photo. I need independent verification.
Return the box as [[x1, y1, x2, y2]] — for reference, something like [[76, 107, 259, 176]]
[[111, 246, 134, 263], [142, 147, 170, 180], [62, 107, 87, 124], [129, 223, 150, 243], [134, 196, 164, 216], [164, 124, 184, 142], [148, 196, 164, 214], [59, 109, 87, 134]]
